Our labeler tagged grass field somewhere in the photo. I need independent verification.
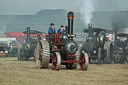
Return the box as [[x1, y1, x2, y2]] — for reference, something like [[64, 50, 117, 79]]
[[0, 57, 128, 85]]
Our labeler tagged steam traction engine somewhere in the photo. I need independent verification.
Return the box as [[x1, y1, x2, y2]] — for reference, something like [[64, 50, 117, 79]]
[[35, 12, 89, 70], [114, 33, 128, 64], [81, 24, 114, 64], [18, 27, 42, 61]]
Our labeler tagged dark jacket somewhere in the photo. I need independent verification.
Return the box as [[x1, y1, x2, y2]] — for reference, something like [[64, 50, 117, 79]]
[[57, 28, 64, 34], [48, 27, 56, 35]]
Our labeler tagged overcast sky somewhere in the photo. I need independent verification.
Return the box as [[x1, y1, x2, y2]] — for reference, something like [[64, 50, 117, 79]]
[[0, 0, 128, 15]]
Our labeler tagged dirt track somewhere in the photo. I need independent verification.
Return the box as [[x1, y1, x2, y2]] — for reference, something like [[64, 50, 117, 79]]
[[0, 57, 128, 85]]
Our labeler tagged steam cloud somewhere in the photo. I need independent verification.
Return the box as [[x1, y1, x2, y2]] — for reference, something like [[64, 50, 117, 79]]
[[80, 0, 95, 27]]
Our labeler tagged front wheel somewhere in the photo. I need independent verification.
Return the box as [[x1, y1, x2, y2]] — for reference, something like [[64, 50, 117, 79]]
[[98, 48, 101, 64], [52, 52, 61, 70], [18, 48, 27, 61], [79, 51, 89, 70]]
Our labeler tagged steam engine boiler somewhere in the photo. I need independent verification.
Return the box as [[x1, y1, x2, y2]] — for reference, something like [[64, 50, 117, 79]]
[[35, 11, 89, 70]]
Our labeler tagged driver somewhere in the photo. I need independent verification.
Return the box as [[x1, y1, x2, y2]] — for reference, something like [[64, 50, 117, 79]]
[[48, 23, 56, 35]]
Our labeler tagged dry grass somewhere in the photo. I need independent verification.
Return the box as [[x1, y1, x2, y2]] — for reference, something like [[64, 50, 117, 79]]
[[0, 57, 128, 85]]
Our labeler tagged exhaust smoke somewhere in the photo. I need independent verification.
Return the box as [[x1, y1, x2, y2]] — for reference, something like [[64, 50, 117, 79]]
[[80, 0, 95, 27], [112, 16, 128, 31]]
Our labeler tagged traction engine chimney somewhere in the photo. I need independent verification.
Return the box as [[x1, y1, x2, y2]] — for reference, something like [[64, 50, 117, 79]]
[[27, 27, 30, 43], [67, 11, 74, 35]]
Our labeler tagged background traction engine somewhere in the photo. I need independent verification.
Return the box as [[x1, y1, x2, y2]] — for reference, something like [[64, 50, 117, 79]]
[[35, 11, 89, 70], [18, 27, 42, 61], [81, 24, 114, 64], [113, 33, 128, 64]]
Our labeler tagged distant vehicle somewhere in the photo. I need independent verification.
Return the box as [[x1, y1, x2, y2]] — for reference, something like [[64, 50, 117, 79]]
[[113, 32, 128, 64], [81, 24, 114, 64], [0, 37, 19, 57], [18, 27, 43, 61], [0, 42, 9, 57], [8, 40, 19, 57]]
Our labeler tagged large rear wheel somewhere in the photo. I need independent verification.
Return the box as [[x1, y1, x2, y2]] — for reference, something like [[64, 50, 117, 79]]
[[36, 40, 50, 69], [126, 55, 128, 64], [104, 41, 114, 64]]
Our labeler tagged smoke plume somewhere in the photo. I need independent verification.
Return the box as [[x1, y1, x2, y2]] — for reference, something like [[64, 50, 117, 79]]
[[112, 15, 128, 32], [80, 0, 95, 27]]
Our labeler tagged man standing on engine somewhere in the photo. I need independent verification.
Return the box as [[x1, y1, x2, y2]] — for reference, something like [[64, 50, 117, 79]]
[[57, 25, 64, 34], [48, 23, 56, 35]]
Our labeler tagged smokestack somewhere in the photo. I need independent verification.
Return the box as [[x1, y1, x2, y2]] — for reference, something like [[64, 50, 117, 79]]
[[88, 23, 92, 29], [88, 23, 93, 37], [114, 31, 117, 46], [67, 11, 74, 35], [27, 27, 30, 43]]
